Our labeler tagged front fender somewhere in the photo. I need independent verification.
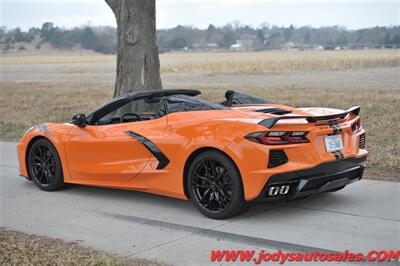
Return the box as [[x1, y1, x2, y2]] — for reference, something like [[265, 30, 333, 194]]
[[17, 123, 73, 181]]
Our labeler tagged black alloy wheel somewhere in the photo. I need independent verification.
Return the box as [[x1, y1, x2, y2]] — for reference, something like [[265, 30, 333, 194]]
[[188, 150, 248, 219], [27, 138, 64, 191]]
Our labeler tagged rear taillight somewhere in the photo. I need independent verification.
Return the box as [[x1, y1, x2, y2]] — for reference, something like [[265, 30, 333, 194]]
[[245, 131, 309, 145], [352, 118, 362, 134]]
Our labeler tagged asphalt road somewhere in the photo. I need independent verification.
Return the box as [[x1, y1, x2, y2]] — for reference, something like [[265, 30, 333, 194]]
[[1, 141, 399, 265]]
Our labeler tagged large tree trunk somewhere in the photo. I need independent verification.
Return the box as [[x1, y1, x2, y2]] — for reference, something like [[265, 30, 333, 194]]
[[105, 0, 162, 97]]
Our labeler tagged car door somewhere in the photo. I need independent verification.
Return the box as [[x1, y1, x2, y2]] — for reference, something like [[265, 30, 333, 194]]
[[64, 97, 166, 183]]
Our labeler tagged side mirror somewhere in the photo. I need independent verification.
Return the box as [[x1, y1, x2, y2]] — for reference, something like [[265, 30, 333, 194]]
[[72, 114, 87, 127]]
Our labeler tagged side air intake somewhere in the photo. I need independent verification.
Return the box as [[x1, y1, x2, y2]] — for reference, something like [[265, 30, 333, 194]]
[[268, 150, 288, 168]]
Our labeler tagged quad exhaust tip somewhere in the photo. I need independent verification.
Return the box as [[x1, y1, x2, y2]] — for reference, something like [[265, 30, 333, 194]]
[[268, 185, 290, 197]]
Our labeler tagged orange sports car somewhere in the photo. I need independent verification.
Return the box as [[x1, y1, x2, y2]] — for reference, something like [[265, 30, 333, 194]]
[[17, 89, 367, 219]]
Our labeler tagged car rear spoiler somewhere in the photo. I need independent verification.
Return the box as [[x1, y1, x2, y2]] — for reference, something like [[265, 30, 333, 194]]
[[259, 106, 360, 128]]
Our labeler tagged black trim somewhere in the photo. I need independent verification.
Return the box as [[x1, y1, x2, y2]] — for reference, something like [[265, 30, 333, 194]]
[[258, 106, 360, 128], [359, 134, 366, 149], [332, 152, 340, 160], [328, 121, 343, 135], [254, 156, 367, 202], [268, 150, 288, 168], [125, 131, 170, 170], [268, 156, 366, 183], [332, 151, 344, 160], [255, 107, 291, 115]]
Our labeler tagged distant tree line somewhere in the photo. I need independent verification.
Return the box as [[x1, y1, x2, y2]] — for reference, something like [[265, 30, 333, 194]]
[[157, 23, 400, 50], [0, 22, 117, 54], [1, 22, 399, 54]]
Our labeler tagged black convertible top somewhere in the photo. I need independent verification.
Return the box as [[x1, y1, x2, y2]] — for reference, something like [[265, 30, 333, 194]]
[[122, 89, 201, 100], [86, 89, 201, 123]]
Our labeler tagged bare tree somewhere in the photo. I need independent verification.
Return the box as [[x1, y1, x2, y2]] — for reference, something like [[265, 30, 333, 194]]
[[105, 0, 162, 97]]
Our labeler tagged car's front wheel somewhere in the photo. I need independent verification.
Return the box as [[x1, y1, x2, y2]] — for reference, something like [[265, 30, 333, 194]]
[[27, 138, 64, 191], [187, 150, 248, 219]]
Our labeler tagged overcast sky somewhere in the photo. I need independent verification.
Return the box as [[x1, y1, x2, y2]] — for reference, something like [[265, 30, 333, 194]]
[[1, 0, 399, 31]]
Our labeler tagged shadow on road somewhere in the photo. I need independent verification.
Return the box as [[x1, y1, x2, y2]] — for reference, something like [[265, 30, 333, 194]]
[[37, 181, 354, 220]]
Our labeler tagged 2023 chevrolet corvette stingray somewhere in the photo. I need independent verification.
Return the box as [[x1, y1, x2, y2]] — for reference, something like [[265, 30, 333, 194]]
[[17, 90, 367, 219]]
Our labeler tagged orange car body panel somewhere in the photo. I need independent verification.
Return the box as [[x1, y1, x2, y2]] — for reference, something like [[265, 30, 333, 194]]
[[17, 103, 367, 201]]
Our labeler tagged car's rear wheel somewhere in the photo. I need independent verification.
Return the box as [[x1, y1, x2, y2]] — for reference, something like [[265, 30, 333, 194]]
[[187, 150, 248, 219], [27, 138, 64, 191]]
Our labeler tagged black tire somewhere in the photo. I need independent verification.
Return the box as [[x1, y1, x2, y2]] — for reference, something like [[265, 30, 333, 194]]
[[187, 150, 248, 219], [27, 138, 64, 191], [325, 185, 346, 193]]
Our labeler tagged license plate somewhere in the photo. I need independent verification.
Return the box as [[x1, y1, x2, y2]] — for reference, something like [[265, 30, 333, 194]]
[[324, 135, 343, 152]]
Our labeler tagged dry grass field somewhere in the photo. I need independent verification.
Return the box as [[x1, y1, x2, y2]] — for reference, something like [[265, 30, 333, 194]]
[[1, 49, 399, 180], [161, 49, 400, 74], [0, 230, 164, 266], [2, 49, 399, 74]]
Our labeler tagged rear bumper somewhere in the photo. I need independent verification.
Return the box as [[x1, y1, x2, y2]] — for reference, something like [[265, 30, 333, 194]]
[[253, 156, 367, 202]]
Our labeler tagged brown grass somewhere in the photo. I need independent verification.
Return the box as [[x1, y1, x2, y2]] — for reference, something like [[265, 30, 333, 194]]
[[0, 229, 164, 266], [0, 82, 112, 141], [2, 49, 399, 74], [161, 49, 400, 74]]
